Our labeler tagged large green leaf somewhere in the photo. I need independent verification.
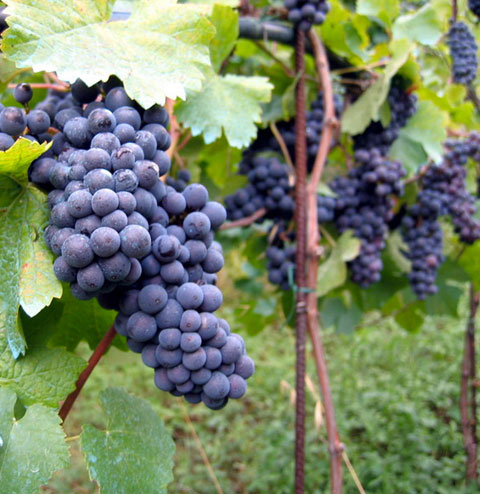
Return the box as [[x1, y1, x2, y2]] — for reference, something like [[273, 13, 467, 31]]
[[0, 138, 60, 359], [209, 4, 238, 71], [0, 388, 69, 493], [399, 100, 447, 163], [320, 0, 370, 65], [82, 388, 175, 494], [392, 4, 443, 46], [357, 0, 400, 27], [0, 308, 85, 407], [176, 67, 273, 147], [317, 231, 361, 297], [2, 0, 215, 107], [341, 39, 413, 135]]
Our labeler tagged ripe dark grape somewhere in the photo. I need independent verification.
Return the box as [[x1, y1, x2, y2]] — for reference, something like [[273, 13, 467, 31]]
[[90, 227, 121, 257], [0, 106, 26, 135], [71, 79, 99, 104], [13, 83, 33, 104], [27, 110, 51, 134]]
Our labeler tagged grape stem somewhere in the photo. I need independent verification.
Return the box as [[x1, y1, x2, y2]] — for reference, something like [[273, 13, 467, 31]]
[[7, 83, 69, 91], [460, 283, 479, 483], [219, 207, 267, 230], [305, 30, 344, 494], [165, 98, 182, 162], [270, 121, 295, 172], [293, 29, 308, 494], [452, 0, 458, 23], [58, 325, 117, 422]]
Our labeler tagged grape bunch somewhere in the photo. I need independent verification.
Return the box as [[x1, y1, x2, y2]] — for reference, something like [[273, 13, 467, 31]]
[[266, 242, 296, 290], [225, 156, 294, 222], [447, 22, 479, 85], [401, 137, 480, 298], [239, 90, 342, 172], [353, 81, 417, 155], [166, 168, 191, 192], [329, 149, 406, 287], [284, 0, 330, 31], [26, 78, 254, 410], [469, 0, 480, 18]]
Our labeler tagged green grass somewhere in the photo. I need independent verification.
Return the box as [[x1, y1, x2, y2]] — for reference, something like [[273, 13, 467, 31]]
[[43, 309, 478, 494]]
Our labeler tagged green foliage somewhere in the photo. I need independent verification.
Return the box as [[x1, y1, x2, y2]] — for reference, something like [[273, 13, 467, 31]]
[[341, 40, 413, 135], [2, 0, 215, 107], [0, 387, 69, 494], [43, 315, 476, 494], [46, 288, 125, 352], [81, 387, 175, 494], [0, 138, 60, 358], [0, 308, 85, 407], [317, 231, 361, 297]]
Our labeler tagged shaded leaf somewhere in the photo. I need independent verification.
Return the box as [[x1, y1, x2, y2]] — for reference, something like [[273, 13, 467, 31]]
[[82, 387, 175, 494], [0, 387, 69, 493], [48, 288, 123, 352], [342, 39, 413, 135], [0, 307, 86, 407]]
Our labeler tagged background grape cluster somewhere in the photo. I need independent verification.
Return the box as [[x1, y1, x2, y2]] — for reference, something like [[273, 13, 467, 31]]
[[469, 0, 480, 18], [22, 79, 255, 410], [401, 136, 480, 298], [447, 21, 479, 85], [284, 0, 330, 32], [353, 80, 417, 155]]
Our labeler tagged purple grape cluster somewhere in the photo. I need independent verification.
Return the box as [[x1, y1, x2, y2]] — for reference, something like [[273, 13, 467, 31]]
[[225, 156, 294, 222], [27, 79, 253, 410], [353, 82, 417, 155], [469, 0, 480, 18], [401, 136, 480, 299], [447, 22, 478, 85], [329, 149, 406, 287], [266, 242, 296, 290], [240, 91, 342, 172], [284, 0, 330, 31]]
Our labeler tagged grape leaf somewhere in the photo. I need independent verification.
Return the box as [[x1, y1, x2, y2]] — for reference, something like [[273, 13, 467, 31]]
[[2, 0, 215, 107], [392, 4, 443, 46], [0, 138, 60, 359], [320, 0, 370, 65], [0, 388, 69, 493], [341, 39, 413, 135], [357, 0, 400, 27], [399, 100, 447, 163], [176, 67, 273, 147], [317, 231, 361, 297], [0, 307, 86, 407], [47, 288, 126, 352], [81, 387, 175, 494], [209, 4, 238, 71]]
